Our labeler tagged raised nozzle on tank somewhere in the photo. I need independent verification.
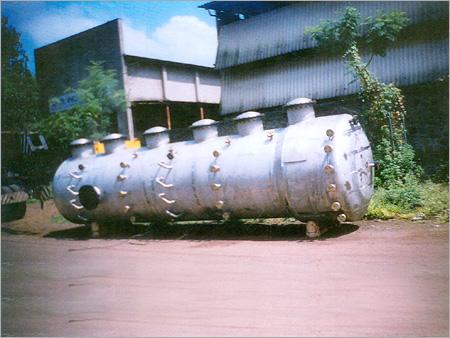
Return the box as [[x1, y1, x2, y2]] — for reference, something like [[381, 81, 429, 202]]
[[69, 138, 94, 158], [285, 97, 316, 125], [190, 119, 218, 142], [143, 126, 170, 149], [101, 133, 127, 154], [234, 111, 263, 136]]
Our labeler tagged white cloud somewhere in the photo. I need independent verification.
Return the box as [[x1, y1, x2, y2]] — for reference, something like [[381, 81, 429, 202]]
[[123, 16, 217, 67], [24, 8, 217, 67], [121, 24, 161, 58], [23, 7, 101, 46]]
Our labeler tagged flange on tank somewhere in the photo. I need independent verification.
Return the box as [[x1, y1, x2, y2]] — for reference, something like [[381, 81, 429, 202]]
[[53, 97, 375, 238]]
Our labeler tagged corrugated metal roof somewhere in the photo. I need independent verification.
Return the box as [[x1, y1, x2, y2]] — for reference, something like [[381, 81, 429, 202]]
[[200, 1, 289, 15], [199, 1, 292, 27], [219, 39, 449, 115], [215, 1, 448, 69]]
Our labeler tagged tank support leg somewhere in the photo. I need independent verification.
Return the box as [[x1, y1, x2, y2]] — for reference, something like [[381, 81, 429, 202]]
[[306, 221, 328, 239], [90, 222, 100, 238]]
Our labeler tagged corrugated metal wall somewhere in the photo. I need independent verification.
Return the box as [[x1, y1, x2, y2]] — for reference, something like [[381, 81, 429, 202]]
[[216, 1, 448, 69], [220, 39, 449, 114]]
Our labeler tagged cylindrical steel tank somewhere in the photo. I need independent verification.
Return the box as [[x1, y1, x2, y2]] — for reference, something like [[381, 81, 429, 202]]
[[53, 98, 374, 237]]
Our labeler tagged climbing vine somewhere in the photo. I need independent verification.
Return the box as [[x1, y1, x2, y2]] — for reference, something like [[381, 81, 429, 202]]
[[344, 44, 422, 187], [306, 7, 422, 190]]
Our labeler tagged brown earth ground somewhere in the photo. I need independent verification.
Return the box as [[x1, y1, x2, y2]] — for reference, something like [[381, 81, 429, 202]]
[[1, 200, 448, 337]]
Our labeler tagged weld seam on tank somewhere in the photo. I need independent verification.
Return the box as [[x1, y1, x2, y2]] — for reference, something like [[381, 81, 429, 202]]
[[272, 127, 293, 216], [190, 158, 203, 212], [283, 98, 319, 216]]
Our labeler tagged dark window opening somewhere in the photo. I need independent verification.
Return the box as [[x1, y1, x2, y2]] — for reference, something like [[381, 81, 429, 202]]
[[131, 102, 220, 142]]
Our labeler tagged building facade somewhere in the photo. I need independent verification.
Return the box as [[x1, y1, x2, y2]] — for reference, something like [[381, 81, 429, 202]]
[[202, 1, 449, 175], [35, 19, 221, 140]]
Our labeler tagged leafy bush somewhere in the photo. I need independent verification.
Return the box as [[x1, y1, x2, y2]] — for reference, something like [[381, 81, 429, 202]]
[[366, 189, 407, 220], [383, 184, 422, 210], [39, 110, 96, 153], [367, 182, 449, 221], [37, 61, 125, 153], [374, 138, 423, 187]]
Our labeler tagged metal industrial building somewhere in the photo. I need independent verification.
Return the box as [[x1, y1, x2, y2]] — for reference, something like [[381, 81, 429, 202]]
[[35, 19, 221, 140], [201, 1, 449, 174]]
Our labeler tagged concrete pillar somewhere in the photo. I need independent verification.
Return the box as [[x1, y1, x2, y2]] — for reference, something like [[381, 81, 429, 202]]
[[117, 104, 134, 139]]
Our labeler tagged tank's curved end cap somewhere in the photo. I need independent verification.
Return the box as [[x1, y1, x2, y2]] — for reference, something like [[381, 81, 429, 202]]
[[143, 126, 168, 135], [101, 133, 126, 142], [285, 97, 316, 107], [234, 111, 263, 121], [69, 138, 93, 147], [190, 119, 218, 129]]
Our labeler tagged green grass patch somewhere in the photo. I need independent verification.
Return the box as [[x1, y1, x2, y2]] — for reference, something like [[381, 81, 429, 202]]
[[418, 181, 449, 222], [366, 181, 449, 221]]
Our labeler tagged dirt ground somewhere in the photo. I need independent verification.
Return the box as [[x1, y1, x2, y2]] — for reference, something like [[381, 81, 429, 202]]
[[1, 200, 448, 337]]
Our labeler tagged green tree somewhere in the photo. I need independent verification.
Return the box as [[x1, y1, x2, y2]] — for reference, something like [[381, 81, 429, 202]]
[[306, 7, 422, 192], [1, 16, 41, 130], [39, 61, 126, 152]]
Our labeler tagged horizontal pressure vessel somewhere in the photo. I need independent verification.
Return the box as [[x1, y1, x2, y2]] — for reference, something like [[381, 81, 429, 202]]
[[53, 98, 374, 231]]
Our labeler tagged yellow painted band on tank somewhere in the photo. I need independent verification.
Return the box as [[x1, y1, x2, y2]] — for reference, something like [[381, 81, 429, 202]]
[[94, 138, 141, 154], [94, 141, 105, 154], [125, 138, 141, 149]]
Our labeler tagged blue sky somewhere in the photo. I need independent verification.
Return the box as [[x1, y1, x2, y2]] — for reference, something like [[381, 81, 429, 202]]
[[2, 1, 218, 73]]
